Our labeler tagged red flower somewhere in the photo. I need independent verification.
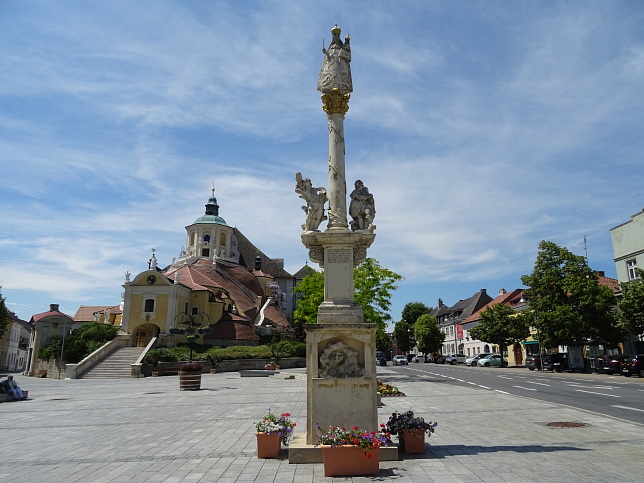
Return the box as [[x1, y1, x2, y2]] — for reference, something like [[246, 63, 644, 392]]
[[353, 438, 359, 445], [365, 452, 373, 459]]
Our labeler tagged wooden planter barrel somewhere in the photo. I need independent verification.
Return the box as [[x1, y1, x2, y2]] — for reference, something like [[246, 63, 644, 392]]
[[256, 432, 281, 458], [400, 428, 426, 454], [179, 371, 202, 390], [320, 445, 380, 477]]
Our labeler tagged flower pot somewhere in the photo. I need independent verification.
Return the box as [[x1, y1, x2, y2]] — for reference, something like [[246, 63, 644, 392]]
[[265, 364, 277, 370], [256, 432, 281, 458], [320, 445, 380, 477], [209, 368, 218, 374], [179, 372, 202, 390], [151, 370, 159, 377], [400, 428, 426, 454]]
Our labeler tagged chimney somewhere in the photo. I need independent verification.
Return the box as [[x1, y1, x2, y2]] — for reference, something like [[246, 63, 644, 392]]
[[481, 289, 486, 295], [50, 304, 59, 312], [498, 288, 507, 295]]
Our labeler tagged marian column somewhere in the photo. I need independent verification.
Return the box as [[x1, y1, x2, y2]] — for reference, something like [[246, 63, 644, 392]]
[[293, 26, 381, 452]]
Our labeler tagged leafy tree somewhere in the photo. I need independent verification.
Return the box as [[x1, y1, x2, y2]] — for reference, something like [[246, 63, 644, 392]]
[[39, 321, 119, 363], [468, 303, 530, 358], [293, 258, 403, 344], [392, 321, 414, 354], [414, 314, 445, 358], [618, 268, 644, 337], [521, 241, 621, 348], [394, 302, 431, 354], [0, 287, 8, 339], [292, 270, 324, 338], [354, 258, 403, 331], [376, 330, 393, 353], [400, 301, 432, 326]]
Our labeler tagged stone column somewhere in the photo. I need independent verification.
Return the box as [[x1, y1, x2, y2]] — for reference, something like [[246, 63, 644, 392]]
[[323, 95, 350, 230]]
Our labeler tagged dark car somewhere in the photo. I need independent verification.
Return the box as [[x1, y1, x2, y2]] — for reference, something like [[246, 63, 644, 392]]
[[525, 354, 542, 371], [434, 355, 447, 364], [542, 352, 568, 372], [376, 351, 387, 366], [621, 355, 644, 377], [603, 355, 632, 375]]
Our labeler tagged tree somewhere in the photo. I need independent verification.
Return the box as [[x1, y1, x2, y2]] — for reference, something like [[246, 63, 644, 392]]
[[400, 301, 432, 326], [618, 268, 644, 337], [521, 240, 620, 348], [394, 302, 431, 354], [292, 270, 324, 338], [0, 287, 9, 339], [414, 314, 445, 358], [392, 321, 414, 354], [293, 258, 403, 344], [468, 303, 530, 359]]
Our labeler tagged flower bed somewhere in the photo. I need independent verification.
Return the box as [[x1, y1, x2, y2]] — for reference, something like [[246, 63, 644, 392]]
[[377, 379, 405, 396]]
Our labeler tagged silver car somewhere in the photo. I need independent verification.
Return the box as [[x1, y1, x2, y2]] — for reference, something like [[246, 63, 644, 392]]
[[465, 353, 491, 366]]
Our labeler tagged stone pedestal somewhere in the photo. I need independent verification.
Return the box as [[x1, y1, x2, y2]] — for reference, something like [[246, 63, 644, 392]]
[[304, 324, 378, 445]]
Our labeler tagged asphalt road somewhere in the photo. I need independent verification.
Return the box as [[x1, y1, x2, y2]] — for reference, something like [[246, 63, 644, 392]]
[[389, 362, 644, 425]]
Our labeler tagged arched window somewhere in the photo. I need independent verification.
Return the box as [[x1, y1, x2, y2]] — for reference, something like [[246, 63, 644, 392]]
[[203, 234, 211, 243], [144, 299, 155, 312]]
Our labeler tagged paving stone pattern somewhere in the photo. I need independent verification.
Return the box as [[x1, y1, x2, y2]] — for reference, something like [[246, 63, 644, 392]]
[[1, 368, 643, 482]]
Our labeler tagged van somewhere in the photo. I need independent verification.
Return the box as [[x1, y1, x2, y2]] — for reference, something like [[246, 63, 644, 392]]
[[376, 351, 387, 366]]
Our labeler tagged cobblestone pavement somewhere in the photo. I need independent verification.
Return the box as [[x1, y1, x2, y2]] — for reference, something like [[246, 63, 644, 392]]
[[1, 368, 643, 482]]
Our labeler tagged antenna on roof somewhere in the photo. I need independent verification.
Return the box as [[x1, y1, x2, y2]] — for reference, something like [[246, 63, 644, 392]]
[[584, 235, 589, 265]]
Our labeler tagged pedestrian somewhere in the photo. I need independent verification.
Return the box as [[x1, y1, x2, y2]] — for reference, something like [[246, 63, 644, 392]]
[[3, 375, 25, 401]]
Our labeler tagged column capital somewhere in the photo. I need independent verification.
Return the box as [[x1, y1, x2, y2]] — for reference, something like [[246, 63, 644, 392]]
[[321, 89, 350, 115]]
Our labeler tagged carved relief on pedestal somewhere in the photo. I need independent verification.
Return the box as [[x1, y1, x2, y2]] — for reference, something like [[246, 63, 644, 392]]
[[318, 340, 364, 378]]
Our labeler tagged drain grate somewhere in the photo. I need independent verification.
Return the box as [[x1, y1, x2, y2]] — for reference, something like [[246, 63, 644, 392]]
[[546, 421, 587, 428]]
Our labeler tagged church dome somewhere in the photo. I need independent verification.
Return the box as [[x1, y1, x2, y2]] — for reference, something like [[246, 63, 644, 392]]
[[193, 192, 228, 226]]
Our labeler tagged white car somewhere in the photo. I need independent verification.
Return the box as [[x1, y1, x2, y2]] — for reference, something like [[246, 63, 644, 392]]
[[465, 353, 491, 366], [393, 355, 408, 365]]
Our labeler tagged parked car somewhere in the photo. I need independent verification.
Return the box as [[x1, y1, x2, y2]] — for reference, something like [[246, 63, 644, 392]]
[[525, 354, 542, 371], [434, 355, 447, 364], [541, 352, 568, 372], [477, 354, 508, 367], [411, 355, 422, 363], [465, 353, 491, 367], [376, 351, 387, 366], [445, 353, 467, 365], [393, 355, 409, 365], [603, 355, 632, 375], [621, 355, 644, 377]]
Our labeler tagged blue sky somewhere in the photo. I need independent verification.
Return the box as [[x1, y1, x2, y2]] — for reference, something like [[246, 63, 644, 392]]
[[1, 1, 643, 326]]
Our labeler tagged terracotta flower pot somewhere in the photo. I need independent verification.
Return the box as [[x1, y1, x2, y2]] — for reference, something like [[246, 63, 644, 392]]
[[320, 445, 380, 477], [179, 372, 202, 390], [256, 432, 281, 458], [400, 428, 426, 454]]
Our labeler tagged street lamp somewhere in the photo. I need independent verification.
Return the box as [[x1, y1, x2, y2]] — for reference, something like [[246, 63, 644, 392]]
[[173, 311, 211, 361]]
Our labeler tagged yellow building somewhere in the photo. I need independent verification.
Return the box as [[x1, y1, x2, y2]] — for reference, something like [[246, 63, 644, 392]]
[[121, 190, 292, 348]]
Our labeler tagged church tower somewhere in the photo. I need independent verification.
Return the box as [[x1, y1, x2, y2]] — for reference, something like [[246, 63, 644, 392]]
[[176, 188, 239, 265]]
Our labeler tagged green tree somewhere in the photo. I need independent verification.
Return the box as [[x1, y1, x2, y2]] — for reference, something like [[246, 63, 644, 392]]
[[0, 287, 8, 339], [293, 258, 403, 344], [414, 314, 445, 358], [618, 268, 644, 337], [521, 240, 621, 348], [400, 301, 432, 326], [292, 270, 324, 338], [468, 303, 530, 359], [393, 302, 431, 354], [392, 321, 414, 354]]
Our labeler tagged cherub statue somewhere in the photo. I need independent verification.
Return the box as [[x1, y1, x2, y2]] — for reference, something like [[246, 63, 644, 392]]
[[295, 172, 327, 232], [349, 180, 376, 231]]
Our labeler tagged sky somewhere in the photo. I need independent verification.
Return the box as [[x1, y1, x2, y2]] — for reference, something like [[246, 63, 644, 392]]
[[1, 0, 643, 327]]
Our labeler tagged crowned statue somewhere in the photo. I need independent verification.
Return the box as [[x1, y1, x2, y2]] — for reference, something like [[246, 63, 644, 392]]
[[317, 25, 352, 94]]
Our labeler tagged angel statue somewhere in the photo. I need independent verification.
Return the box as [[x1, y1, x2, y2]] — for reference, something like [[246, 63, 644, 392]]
[[295, 172, 327, 232]]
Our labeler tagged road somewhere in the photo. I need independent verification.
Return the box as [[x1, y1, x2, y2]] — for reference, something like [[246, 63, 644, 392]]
[[388, 362, 644, 425]]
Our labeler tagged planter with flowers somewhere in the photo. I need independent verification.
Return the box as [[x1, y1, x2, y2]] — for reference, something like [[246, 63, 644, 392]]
[[254, 411, 296, 458], [316, 425, 388, 477], [381, 409, 437, 454], [178, 362, 203, 390]]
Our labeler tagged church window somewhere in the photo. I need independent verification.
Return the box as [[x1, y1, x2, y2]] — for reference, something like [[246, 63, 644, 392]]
[[203, 234, 211, 243], [220, 232, 227, 249], [144, 299, 155, 312]]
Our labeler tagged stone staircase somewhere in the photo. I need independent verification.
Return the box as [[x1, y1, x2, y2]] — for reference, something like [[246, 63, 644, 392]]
[[80, 347, 145, 379]]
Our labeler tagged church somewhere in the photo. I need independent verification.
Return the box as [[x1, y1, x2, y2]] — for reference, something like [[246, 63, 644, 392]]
[[119, 189, 294, 348]]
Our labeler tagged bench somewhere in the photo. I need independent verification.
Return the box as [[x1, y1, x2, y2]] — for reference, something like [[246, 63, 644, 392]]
[[0, 390, 28, 403]]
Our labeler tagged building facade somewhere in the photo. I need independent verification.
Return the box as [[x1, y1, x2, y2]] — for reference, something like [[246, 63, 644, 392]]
[[610, 208, 644, 283]]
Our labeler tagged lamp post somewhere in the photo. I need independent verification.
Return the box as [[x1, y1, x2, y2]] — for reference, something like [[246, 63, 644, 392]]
[[173, 311, 210, 362]]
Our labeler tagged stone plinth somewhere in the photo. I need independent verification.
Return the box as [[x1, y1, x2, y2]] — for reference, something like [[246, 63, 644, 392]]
[[304, 324, 378, 445]]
